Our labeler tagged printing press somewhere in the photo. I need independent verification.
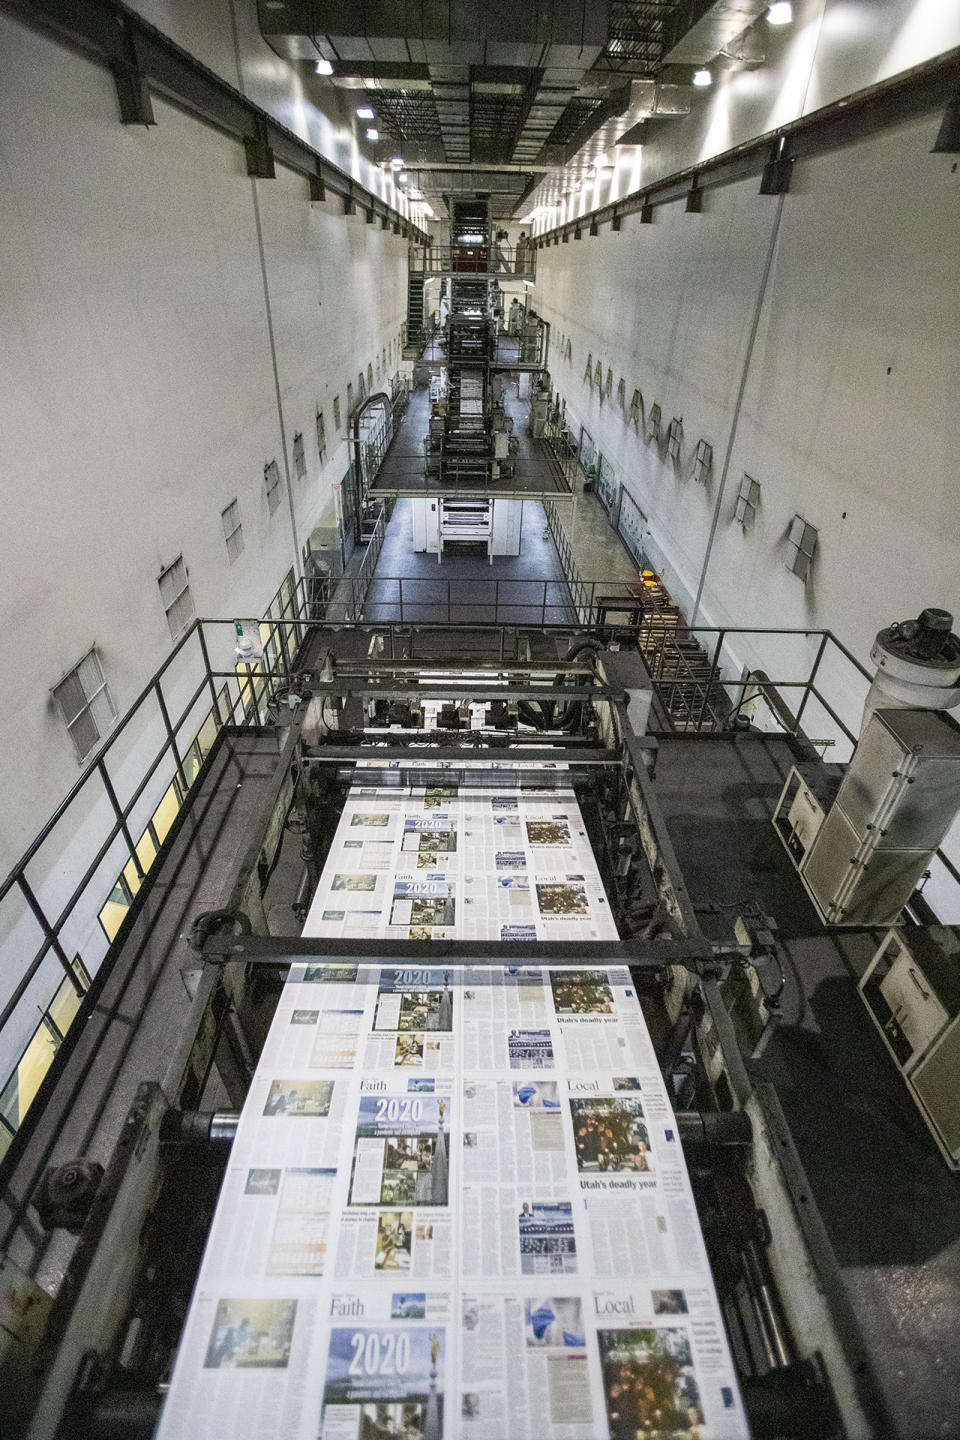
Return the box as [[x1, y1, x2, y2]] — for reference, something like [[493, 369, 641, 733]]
[[0, 630, 906, 1440]]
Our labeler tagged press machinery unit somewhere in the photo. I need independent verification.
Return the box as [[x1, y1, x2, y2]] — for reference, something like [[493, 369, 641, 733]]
[[413, 197, 535, 559], [3, 619, 960, 1440]]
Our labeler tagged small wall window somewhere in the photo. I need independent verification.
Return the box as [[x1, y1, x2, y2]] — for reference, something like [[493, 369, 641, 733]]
[[603, 368, 613, 400], [316, 408, 326, 458], [629, 389, 642, 425], [787, 514, 818, 581], [222, 499, 244, 563], [616, 377, 626, 407], [292, 431, 306, 480], [647, 403, 661, 441], [357, 371, 367, 402], [734, 474, 760, 529], [667, 417, 682, 462], [593, 360, 603, 389], [584, 353, 593, 385], [367, 362, 374, 392], [158, 556, 195, 639], [52, 648, 117, 762], [333, 395, 342, 431], [693, 439, 712, 484], [264, 459, 281, 515]]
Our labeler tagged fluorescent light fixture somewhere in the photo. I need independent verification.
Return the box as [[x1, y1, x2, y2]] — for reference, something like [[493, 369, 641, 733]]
[[365, 128, 379, 141], [390, 156, 404, 168], [315, 58, 333, 74], [523, 279, 534, 288], [692, 69, 713, 86], [356, 105, 375, 118], [398, 172, 409, 184], [766, 1, 793, 22]]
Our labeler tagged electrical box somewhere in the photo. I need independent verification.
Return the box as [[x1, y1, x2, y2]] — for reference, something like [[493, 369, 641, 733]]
[[859, 927, 960, 1167], [774, 710, 960, 926]]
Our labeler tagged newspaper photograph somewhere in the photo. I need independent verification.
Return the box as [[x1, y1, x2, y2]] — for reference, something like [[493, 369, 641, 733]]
[[569, 1095, 653, 1174], [374, 969, 455, 1033], [518, 1201, 579, 1275], [319, 1324, 446, 1440], [389, 879, 457, 939], [349, 1093, 452, 1207], [402, 815, 459, 867]]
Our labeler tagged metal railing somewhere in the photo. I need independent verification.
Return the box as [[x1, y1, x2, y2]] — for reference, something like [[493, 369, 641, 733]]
[[543, 499, 591, 623], [408, 243, 535, 280], [541, 421, 587, 493], [0, 573, 304, 1157], [4, 598, 960, 1170], [321, 506, 389, 621], [541, 496, 877, 746]]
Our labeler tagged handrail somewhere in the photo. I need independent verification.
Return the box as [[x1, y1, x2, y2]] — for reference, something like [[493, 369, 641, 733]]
[[2, 580, 959, 1165]]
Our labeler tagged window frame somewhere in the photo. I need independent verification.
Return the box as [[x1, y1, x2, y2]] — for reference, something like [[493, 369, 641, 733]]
[[292, 431, 306, 481], [693, 439, 712, 484], [264, 459, 281, 515], [51, 648, 117, 763], [157, 555, 195, 641], [734, 474, 761, 530], [787, 514, 818, 581], [221, 498, 244, 564]]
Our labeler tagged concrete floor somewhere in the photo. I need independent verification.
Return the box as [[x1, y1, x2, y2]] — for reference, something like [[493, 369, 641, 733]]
[[355, 380, 642, 626], [362, 497, 575, 625]]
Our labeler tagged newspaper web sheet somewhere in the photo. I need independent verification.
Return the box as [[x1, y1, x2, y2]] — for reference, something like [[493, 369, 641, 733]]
[[158, 772, 749, 1440]]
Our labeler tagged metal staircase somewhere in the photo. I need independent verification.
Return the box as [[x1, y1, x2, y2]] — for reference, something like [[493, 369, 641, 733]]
[[406, 271, 425, 347]]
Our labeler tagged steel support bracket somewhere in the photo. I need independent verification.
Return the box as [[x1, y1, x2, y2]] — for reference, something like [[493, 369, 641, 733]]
[[244, 117, 275, 178], [112, 16, 154, 125]]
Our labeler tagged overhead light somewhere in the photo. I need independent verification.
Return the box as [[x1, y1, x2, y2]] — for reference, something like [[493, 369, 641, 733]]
[[390, 156, 404, 168], [692, 69, 713, 87], [766, 1, 793, 22], [314, 58, 333, 75], [366, 128, 379, 141], [523, 280, 534, 288], [356, 106, 375, 119]]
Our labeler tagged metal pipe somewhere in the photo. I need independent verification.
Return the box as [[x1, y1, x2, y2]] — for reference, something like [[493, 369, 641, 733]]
[[675, 1110, 753, 1147]]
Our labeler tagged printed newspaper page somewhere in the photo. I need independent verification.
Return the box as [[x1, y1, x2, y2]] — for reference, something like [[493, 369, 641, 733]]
[[157, 782, 749, 1440]]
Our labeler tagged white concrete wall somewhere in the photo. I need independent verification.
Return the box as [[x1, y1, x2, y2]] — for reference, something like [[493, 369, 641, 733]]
[[0, 10, 407, 1061], [534, 108, 960, 912], [127, 0, 411, 216], [526, 0, 960, 227], [535, 107, 960, 709]]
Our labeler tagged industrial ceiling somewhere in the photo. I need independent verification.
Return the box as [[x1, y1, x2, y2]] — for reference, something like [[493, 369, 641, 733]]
[[256, 0, 731, 219]]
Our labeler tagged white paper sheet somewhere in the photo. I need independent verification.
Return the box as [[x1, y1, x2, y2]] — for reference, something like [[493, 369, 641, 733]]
[[157, 781, 749, 1440]]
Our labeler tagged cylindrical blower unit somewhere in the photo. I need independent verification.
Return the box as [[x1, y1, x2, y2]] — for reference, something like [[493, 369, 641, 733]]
[[862, 608, 960, 731]]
